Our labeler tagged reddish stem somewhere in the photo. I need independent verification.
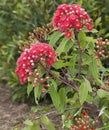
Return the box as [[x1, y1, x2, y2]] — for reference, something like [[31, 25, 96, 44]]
[[74, 30, 83, 79], [39, 62, 78, 92], [100, 86, 109, 92]]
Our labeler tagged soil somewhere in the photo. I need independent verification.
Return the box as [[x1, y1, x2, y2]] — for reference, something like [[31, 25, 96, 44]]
[[0, 85, 30, 130], [0, 85, 64, 130]]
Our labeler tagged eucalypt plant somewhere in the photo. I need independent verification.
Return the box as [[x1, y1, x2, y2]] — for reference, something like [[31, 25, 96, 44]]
[[16, 3, 109, 130]]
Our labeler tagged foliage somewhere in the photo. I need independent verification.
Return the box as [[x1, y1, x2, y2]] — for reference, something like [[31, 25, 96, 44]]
[[82, 0, 109, 38], [0, 0, 58, 102], [0, 1, 109, 129], [0, 0, 109, 102], [13, 2, 109, 130], [0, 0, 82, 102], [23, 115, 55, 130]]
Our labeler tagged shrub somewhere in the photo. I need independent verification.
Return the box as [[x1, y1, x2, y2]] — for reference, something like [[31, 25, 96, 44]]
[[15, 3, 109, 130]]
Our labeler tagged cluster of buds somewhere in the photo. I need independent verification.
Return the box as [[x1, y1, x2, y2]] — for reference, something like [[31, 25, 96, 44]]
[[28, 22, 53, 42], [18, 23, 54, 52], [18, 42, 31, 52], [27, 69, 50, 93], [53, 4, 93, 38], [94, 37, 109, 59], [15, 43, 58, 85], [71, 111, 98, 130]]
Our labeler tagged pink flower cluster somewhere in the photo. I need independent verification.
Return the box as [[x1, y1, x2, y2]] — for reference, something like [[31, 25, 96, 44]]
[[15, 43, 58, 84], [53, 4, 93, 38]]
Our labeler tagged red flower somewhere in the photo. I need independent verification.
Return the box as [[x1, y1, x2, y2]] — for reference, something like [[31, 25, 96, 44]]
[[16, 43, 58, 84], [53, 4, 93, 38], [65, 30, 73, 39], [86, 24, 93, 31], [81, 111, 88, 117]]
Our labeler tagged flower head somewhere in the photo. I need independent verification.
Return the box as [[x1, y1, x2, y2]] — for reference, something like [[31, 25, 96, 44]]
[[16, 43, 58, 84], [53, 4, 93, 38], [65, 30, 73, 39]]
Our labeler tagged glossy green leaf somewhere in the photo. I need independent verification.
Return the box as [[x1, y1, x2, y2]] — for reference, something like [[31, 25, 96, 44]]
[[48, 79, 60, 110], [53, 60, 73, 69], [56, 37, 69, 56], [63, 40, 73, 54], [49, 31, 63, 47], [95, 17, 101, 26], [89, 58, 99, 79], [34, 86, 42, 104], [82, 54, 92, 65], [59, 88, 66, 113], [27, 83, 33, 96], [79, 78, 92, 105], [78, 31, 87, 49], [85, 36, 96, 44]]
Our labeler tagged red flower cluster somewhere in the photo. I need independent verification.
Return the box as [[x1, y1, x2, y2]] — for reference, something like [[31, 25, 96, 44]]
[[53, 4, 93, 38], [15, 43, 58, 84], [71, 111, 98, 130]]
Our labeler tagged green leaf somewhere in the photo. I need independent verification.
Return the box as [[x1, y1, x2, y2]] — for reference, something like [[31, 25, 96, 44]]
[[78, 31, 87, 49], [79, 78, 92, 105], [53, 60, 73, 69], [34, 86, 42, 104], [62, 120, 72, 129], [24, 119, 33, 126], [10, 71, 18, 81], [48, 79, 60, 110], [95, 17, 101, 26], [49, 31, 63, 47], [89, 58, 99, 79], [84, 78, 92, 92], [22, 127, 29, 130], [27, 83, 33, 96], [59, 88, 66, 113], [97, 89, 109, 98], [51, 70, 60, 77], [91, 29, 98, 33], [74, 107, 82, 117], [24, 120, 41, 130], [85, 36, 96, 44], [82, 53, 92, 65], [96, 79, 105, 86], [31, 106, 43, 113], [105, 33, 109, 38], [63, 40, 73, 54], [33, 121, 41, 130], [99, 107, 107, 117], [41, 115, 55, 130], [96, 125, 109, 130], [56, 37, 69, 56]]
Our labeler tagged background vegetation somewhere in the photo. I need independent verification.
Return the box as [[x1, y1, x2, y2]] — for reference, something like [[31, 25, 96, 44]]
[[0, 1, 109, 129]]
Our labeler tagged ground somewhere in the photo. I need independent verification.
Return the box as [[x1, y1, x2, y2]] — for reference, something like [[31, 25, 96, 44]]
[[0, 85, 30, 130], [0, 85, 64, 130]]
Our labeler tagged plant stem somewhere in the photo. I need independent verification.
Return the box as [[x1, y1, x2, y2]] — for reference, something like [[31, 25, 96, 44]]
[[100, 85, 109, 92], [74, 30, 83, 79], [34, 106, 79, 120], [39, 62, 78, 92]]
